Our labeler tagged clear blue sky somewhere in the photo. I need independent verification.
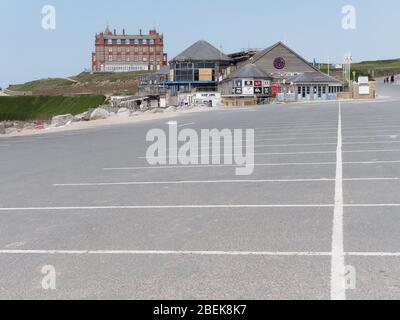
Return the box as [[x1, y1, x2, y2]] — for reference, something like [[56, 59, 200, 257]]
[[0, 0, 398, 88]]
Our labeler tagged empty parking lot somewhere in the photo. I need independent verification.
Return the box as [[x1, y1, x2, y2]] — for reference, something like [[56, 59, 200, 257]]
[[1, 98, 400, 299]]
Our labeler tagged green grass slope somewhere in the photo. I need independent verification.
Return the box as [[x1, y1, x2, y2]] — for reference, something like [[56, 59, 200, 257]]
[[0, 95, 106, 121], [8, 78, 76, 92]]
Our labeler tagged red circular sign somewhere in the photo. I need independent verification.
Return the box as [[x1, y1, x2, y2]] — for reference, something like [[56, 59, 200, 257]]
[[273, 57, 286, 70]]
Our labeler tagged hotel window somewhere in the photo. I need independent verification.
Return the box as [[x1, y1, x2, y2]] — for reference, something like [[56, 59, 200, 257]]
[[108, 39, 112, 45], [108, 56, 112, 61], [109, 48, 113, 53], [118, 47, 121, 52], [127, 57, 130, 62], [134, 39, 139, 45], [143, 47, 148, 52], [125, 39, 130, 45], [126, 47, 130, 52], [149, 39, 155, 45], [143, 39, 147, 45], [117, 39, 121, 45], [150, 47, 154, 52]]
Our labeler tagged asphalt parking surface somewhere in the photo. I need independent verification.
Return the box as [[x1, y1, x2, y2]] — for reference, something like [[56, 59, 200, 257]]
[[1, 84, 400, 299]]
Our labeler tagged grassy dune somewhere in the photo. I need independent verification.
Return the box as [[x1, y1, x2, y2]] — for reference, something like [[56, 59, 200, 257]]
[[0, 95, 106, 121]]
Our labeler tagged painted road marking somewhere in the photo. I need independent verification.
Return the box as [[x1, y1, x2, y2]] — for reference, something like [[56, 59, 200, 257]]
[[53, 179, 336, 187], [103, 162, 337, 170], [103, 160, 400, 171], [0, 250, 400, 257], [4, 204, 400, 212], [52, 177, 400, 187], [139, 150, 400, 160], [0, 205, 337, 212], [256, 130, 400, 138], [331, 102, 346, 301], [255, 134, 400, 142], [178, 122, 196, 128], [0, 250, 331, 257], [256, 125, 400, 134]]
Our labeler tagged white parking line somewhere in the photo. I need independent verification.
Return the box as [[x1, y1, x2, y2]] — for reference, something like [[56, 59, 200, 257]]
[[255, 141, 400, 148], [0, 250, 331, 257], [104, 162, 337, 170], [140, 150, 400, 160], [1, 250, 400, 257], [0, 205, 336, 212], [331, 102, 346, 301], [103, 160, 400, 171], [2, 204, 400, 212], [256, 134, 399, 142], [256, 124, 400, 134], [345, 160, 400, 165], [347, 252, 400, 257], [178, 122, 196, 128], [53, 179, 335, 187], [53, 177, 400, 187], [256, 130, 400, 138]]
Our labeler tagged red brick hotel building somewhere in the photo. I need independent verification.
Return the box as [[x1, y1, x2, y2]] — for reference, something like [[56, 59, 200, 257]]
[[92, 26, 167, 73]]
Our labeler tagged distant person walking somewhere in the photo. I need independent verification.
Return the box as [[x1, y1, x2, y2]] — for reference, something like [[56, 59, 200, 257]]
[[391, 75, 395, 83]]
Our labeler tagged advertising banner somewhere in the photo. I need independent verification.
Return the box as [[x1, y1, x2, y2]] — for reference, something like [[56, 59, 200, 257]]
[[243, 87, 254, 95], [263, 80, 271, 87], [254, 80, 262, 87], [254, 87, 262, 94], [235, 87, 243, 94], [235, 80, 243, 87], [244, 80, 253, 87]]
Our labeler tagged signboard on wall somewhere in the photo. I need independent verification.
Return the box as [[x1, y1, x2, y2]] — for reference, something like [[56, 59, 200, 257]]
[[244, 80, 253, 87], [358, 76, 369, 84], [243, 87, 254, 95], [199, 68, 213, 81], [235, 80, 243, 87], [254, 87, 263, 94], [263, 80, 271, 87], [254, 80, 262, 87], [359, 85, 370, 95], [263, 87, 270, 95], [235, 87, 243, 94], [169, 70, 174, 82]]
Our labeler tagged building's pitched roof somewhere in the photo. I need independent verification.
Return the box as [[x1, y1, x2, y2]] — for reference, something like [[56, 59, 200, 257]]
[[171, 40, 232, 63], [248, 41, 320, 72], [228, 64, 270, 79], [287, 72, 342, 84]]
